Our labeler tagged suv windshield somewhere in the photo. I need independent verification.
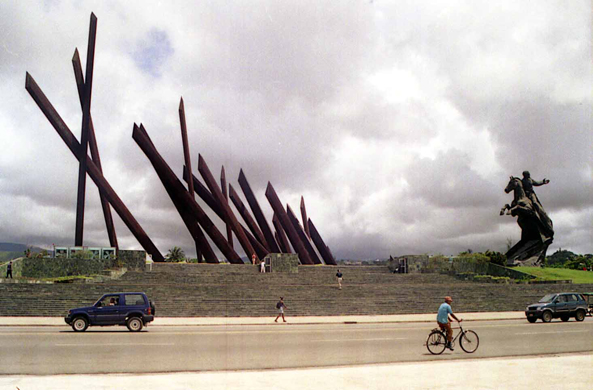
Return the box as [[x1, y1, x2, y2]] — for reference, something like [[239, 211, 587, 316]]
[[539, 294, 557, 303]]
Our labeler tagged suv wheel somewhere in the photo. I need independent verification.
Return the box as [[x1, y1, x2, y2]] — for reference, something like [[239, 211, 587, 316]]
[[542, 311, 553, 323], [527, 317, 537, 323], [72, 317, 89, 332], [575, 309, 586, 322], [127, 317, 143, 332]]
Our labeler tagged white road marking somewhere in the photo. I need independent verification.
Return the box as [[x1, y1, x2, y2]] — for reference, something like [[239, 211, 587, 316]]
[[315, 337, 407, 342], [516, 330, 590, 335], [55, 343, 175, 346]]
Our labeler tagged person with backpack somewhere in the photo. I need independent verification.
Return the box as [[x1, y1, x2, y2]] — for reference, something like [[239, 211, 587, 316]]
[[274, 297, 288, 322], [336, 269, 343, 290]]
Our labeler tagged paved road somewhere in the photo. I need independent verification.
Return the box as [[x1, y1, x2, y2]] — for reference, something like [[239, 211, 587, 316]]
[[1, 319, 592, 375]]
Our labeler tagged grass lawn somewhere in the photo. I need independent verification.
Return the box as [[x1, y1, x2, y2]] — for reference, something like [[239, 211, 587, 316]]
[[516, 267, 593, 285]]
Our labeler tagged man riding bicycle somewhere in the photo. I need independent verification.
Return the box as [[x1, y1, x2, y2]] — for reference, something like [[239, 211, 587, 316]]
[[437, 296, 462, 351]]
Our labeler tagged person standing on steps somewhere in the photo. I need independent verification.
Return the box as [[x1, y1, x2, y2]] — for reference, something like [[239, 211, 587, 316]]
[[336, 269, 343, 290], [6, 261, 13, 279], [274, 297, 288, 322], [260, 258, 266, 273], [437, 296, 461, 351]]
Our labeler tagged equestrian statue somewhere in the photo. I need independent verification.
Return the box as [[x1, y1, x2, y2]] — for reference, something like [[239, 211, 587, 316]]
[[500, 171, 553, 266]]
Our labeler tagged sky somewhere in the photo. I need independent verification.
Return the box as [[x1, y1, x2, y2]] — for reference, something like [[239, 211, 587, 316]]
[[0, 0, 591, 260]]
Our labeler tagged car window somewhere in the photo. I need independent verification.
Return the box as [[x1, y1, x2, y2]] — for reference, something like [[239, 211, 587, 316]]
[[567, 294, 579, 302], [124, 294, 145, 306], [556, 295, 567, 303], [98, 295, 120, 307], [539, 294, 556, 303]]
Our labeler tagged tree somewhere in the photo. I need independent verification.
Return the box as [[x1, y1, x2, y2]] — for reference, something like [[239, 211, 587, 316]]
[[166, 247, 185, 262], [484, 250, 506, 266], [546, 249, 576, 267]]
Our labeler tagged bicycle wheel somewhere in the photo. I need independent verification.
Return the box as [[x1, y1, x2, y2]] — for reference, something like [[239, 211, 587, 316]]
[[426, 330, 446, 355], [460, 330, 479, 353]]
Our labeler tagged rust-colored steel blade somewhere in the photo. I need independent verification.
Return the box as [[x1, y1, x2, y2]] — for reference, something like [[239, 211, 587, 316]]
[[300, 196, 311, 239], [178, 97, 204, 261], [265, 182, 313, 264], [198, 155, 256, 260], [72, 48, 118, 249], [308, 218, 337, 265], [25, 73, 163, 261], [74, 13, 98, 246], [273, 214, 291, 253], [229, 184, 268, 250], [221, 166, 234, 249], [238, 169, 280, 253], [133, 124, 240, 263], [287, 204, 322, 264]]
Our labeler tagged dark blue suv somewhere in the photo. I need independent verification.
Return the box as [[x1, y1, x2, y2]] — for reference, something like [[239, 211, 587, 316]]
[[525, 292, 588, 323], [65, 292, 155, 332]]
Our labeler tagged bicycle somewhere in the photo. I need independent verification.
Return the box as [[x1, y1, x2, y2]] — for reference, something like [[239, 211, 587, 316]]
[[425, 323, 479, 355]]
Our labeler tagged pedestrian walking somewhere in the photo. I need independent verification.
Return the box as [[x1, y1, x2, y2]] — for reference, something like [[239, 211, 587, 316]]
[[336, 269, 343, 289], [274, 297, 288, 322], [6, 261, 13, 279]]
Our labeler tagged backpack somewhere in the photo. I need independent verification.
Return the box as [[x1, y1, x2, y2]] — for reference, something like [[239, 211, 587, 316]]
[[276, 301, 281, 309]]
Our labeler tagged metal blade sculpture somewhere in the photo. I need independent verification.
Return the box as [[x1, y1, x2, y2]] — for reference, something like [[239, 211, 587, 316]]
[[265, 183, 314, 265], [229, 184, 268, 250], [198, 155, 257, 260], [221, 166, 234, 249], [26, 12, 336, 266], [25, 73, 164, 261], [287, 205, 322, 264], [179, 97, 209, 261], [273, 214, 292, 253], [74, 13, 97, 246], [300, 196, 311, 239], [132, 124, 241, 263], [308, 218, 337, 265], [238, 170, 280, 253], [71, 49, 118, 249]]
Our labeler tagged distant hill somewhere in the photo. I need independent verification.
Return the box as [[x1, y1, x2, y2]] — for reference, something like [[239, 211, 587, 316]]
[[0, 242, 47, 263], [0, 242, 45, 252]]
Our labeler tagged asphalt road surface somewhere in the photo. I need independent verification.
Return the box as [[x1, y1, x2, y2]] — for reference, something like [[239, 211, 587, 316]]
[[1, 318, 592, 375]]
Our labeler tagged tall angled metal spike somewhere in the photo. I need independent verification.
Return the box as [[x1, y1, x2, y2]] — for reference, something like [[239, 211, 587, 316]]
[[287, 204, 321, 264], [74, 13, 98, 246], [221, 166, 233, 249], [273, 214, 291, 253], [72, 48, 118, 249], [178, 97, 205, 261], [265, 182, 313, 264], [198, 155, 256, 260], [300, 196, 311, 239], [229, 184, 268, 250], [308, 218, 337, 265], [238, 169, 280, 253]]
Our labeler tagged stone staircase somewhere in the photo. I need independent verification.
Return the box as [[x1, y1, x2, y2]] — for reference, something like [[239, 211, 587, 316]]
[[1, 263, 592, 317]]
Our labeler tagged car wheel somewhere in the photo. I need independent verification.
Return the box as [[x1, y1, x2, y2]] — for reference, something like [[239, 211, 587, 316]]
[[560, 315, 570, 322], [527, 317, 537, 323], [72, 317, 88, 332], [126, 317, 143, 332], [575, 309, 586, 322], [542, 311, 553, 323]]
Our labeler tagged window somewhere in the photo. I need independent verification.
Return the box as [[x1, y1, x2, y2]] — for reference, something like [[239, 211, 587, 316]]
[[124, 294, 145, 306], [98, 295, 120, 307]]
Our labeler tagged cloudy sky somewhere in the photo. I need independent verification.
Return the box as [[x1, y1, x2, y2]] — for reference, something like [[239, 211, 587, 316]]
[[0, 0, 591, 260]]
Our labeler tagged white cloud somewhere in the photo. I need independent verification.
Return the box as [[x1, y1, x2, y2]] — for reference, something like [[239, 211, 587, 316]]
[[0, 0, 590, 260]]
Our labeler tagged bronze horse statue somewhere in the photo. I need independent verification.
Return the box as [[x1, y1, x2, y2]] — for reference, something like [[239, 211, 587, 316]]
[[501, 176, 553, 265]]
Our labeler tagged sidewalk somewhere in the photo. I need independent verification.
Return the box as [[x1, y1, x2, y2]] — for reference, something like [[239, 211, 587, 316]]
[[0, 311, 526, 326], [1, 353, 591, 389]]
